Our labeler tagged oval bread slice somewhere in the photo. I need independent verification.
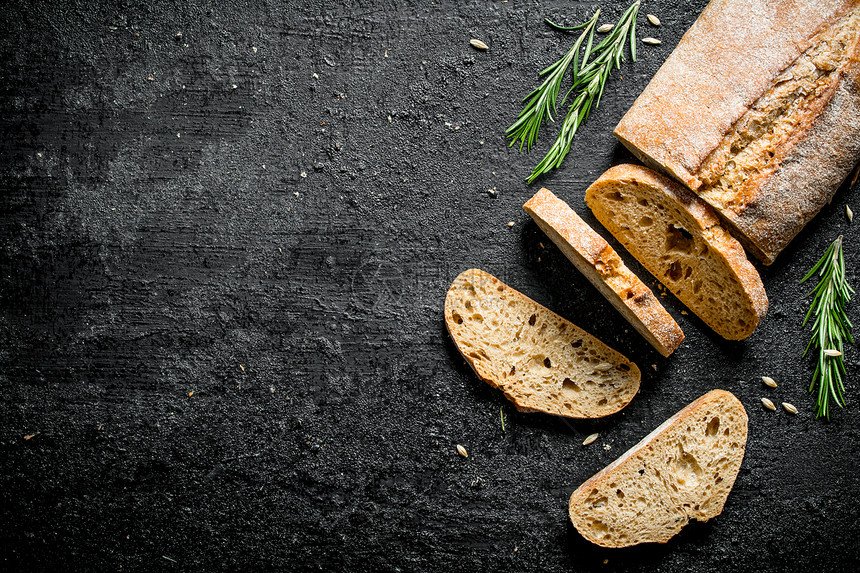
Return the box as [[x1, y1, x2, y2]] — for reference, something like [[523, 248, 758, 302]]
[[569, 389, 748, 548], [524, 188, 684, 357], [585, 164, 768, 340], [445, 269, 641, 418]]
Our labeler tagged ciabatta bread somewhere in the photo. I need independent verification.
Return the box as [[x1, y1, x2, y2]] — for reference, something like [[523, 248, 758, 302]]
[[569, 390, 748, 548], [585, 164, 768, 341], [615, 0, 860, 265], [523, 188, 684, 357], [445, 269, 640, 418]]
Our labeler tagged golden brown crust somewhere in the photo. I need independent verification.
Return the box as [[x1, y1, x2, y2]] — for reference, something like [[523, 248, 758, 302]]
[[586, 165, 768, 340], [523, 188, 684, 357], [615, 0, 860, 265]]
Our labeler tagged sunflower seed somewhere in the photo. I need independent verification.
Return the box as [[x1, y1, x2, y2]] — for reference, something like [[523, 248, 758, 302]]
[[456, 444, 468, 457], [824, 348, 843, 357], [642, 37, 662, 45], [846, 205, 854, 223], [782, 402, 798, 414], [762, 376, 778, 388], [761, 397, 776, 411], [597, 24, 614, 33], [582, 433, 599, 446], [647, 14, 661, 26], [470, 39, 489, 51], [594, 363, 613, 372]]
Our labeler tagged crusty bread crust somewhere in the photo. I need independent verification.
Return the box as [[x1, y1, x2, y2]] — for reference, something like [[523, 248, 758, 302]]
[[586, 164, 768, 340], [523, 188, 684, 357], [445, 269, 641, 419], [713, 45, 860, 264], [569, 390, 748, 548], [615, 0, 860, 265]]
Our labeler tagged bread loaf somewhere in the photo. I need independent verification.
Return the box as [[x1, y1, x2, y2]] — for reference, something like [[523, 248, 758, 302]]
[[585, 164, 768, 340], [568, 390, 748, 548], [615, 0, 860, 264], [523, 188, 684, 357], [445, 269, 640, 419]]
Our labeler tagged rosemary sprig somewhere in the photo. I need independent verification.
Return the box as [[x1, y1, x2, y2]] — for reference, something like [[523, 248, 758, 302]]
[[505, 10, 601, 153], [801, 235, 855, 418], [505, 2, 640, 183]]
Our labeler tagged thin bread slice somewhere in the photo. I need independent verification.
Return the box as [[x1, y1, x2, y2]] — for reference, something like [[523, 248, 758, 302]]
[[569, 389, 748, 548], [524, 188, 684, 357], [585, 164, 768, 341], [445, 269, 641, 419]]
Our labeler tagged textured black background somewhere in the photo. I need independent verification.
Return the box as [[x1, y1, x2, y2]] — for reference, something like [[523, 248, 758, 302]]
[[2, 0, 859, 571]]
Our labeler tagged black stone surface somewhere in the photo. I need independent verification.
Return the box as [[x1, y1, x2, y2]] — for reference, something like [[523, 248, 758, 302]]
[[1, 1, 859, 571]]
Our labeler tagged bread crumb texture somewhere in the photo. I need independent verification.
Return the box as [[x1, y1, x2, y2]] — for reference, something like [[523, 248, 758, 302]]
[[444, 269, 640, 419], [586, 165, 768, 340], [569, 390, 748, 548]]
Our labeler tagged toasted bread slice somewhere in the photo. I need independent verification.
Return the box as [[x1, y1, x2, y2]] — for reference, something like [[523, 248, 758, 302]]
[[568, 390, 748, 548], [445, 269, 640, 418], [585, 164, 768, 340], [524, 188, 684, 357]]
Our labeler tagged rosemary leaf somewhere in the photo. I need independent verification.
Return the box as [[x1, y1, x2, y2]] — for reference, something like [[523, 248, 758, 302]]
[[801, 235, 855, 418]]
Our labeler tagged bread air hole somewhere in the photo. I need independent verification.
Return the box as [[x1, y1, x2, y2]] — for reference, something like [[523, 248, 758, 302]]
[[666, 261, 684, 281], [666, 224, 695, 254], [528, 314, 537, 326], [571, 339, 583, 348], [638, 215, 653, 227], [706, 416, 720, 437], [452, 313, 464, 324], [618, 363, 630, 372], [562, 378, 581, 393], [544, 357, 552, 368], [605, 191, 624, 202]]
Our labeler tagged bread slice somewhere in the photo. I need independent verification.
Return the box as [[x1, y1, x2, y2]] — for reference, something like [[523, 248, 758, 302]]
[[585, 164, 768, 341], [445, 269, 640, 418], [568, 389, 748, 548], [614, 0, 860, 264], [524, 188, 684, 357]]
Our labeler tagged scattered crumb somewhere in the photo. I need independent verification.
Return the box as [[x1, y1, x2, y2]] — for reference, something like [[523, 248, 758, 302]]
[[680, 310, 688, 315], [239, 364, 246, 372], [188, 391, 194, 397], [23, 434, 35, 441], [300, 171, 307, 178], [252, 46, 258, 53], [508, 221, 515, 227], [651, 364, 657, 371], [603, 444, 611, 450]]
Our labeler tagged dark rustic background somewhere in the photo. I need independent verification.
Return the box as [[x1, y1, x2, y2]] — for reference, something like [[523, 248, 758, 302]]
[[1, 0, 859, 571]]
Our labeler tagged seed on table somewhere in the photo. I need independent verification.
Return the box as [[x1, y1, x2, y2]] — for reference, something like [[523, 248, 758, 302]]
[[761, 397, 776, 411], [456, 444, 468, 457], [782, 402, 798, 414], [582, 433, 599, 446], [647, 14, 661, 26], [470, 39, 489, 51], [762, 376, 777, 388], [846, 205, 853, 223], [823, 349, 842, 357], [642, 37, 661, 45], [597, 24, 614, 33]]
